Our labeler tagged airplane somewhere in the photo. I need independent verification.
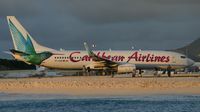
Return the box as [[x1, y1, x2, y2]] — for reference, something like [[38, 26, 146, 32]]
[[6, 16, 195, 77]]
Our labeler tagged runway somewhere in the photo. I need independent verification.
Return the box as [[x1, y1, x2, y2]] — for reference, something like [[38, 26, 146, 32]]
[[0, 75, 200, 96]]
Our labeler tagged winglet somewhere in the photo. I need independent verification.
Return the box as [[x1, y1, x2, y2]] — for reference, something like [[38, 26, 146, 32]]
[[84, 42, 89, 51], [84, 42, 93, 56]]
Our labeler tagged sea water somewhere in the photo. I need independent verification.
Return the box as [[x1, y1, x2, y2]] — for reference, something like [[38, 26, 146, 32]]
[[0, 93, 199, 112]]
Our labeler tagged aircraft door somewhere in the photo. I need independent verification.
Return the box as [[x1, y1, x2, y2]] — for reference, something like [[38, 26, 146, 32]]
[[171, 56, 176, 64]]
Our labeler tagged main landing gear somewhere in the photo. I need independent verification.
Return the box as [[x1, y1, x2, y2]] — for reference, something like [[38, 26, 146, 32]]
[[162, 65, 172, 77], [138, 69, 143, 77], [132, 71, 136, 77], [82, 66, 91, 76], [154, 68, 160, 77], [167, 65, 172, 77]]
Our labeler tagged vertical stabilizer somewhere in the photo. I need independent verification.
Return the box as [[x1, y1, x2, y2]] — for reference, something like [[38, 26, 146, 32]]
[[7, 16, 55, 53]]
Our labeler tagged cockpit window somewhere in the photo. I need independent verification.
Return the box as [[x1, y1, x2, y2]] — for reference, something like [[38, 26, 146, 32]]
[[181, 56, 186, 59]]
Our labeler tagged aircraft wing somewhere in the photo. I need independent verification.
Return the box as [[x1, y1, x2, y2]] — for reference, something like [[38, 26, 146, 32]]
[[84, 42, 119, 67]]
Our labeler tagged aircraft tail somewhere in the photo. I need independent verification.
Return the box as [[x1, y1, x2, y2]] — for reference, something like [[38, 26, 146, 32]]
[[7, 16, 55, 54]]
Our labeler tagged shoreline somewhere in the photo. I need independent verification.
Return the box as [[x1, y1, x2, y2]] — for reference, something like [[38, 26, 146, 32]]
[[0, 76, 200, 96]]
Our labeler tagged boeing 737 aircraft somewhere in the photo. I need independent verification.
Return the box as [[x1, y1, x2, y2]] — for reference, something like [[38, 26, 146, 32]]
[[6, 16, 194, 77]]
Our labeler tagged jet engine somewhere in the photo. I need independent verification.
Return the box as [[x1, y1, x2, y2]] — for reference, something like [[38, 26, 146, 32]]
[[117, 64, 136, 74]]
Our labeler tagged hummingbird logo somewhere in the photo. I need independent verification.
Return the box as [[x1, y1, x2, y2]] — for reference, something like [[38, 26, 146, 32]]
[[8, 19, 53, 65]]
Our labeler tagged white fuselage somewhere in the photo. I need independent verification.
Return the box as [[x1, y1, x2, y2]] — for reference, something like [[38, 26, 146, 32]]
[[7, 16, 195, 71], [40, 50, 194, 70]]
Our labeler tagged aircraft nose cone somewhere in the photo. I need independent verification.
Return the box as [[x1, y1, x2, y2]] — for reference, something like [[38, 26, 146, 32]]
[[187, 58, 194, 66]]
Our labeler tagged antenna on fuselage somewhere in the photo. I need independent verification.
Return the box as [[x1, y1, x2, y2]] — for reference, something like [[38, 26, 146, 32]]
[[60, 48, 65, 51], [131, 46, 134, 50]]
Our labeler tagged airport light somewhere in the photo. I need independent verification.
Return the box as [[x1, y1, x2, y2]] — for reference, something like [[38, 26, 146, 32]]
[[92, 44, 96, 48]]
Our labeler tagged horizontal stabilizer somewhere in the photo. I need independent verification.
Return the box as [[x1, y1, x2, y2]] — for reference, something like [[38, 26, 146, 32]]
[[10, 49, 29, 55], [3, 51, 12, 55]]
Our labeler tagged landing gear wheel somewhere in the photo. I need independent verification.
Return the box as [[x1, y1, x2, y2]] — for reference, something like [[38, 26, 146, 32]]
[[139, 69, 142, 77], [168, 73, 171, 77], [132, 72, 136, 77], [86, 67, 91, 76], [111, 73, 115, 78], [131, 70, 136, 77], [154, 68, 159, 77]]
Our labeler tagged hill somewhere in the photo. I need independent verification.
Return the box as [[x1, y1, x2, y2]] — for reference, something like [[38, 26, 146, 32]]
[[173, 38, 200, 61]]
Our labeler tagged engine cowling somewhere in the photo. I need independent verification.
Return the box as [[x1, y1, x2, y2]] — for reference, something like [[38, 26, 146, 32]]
[[85, 63, 105, 70], [117, 64, 136, 74]]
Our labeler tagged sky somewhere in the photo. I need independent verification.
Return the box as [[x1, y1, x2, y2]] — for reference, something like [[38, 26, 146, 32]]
[[0, 0, 200, 58]]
